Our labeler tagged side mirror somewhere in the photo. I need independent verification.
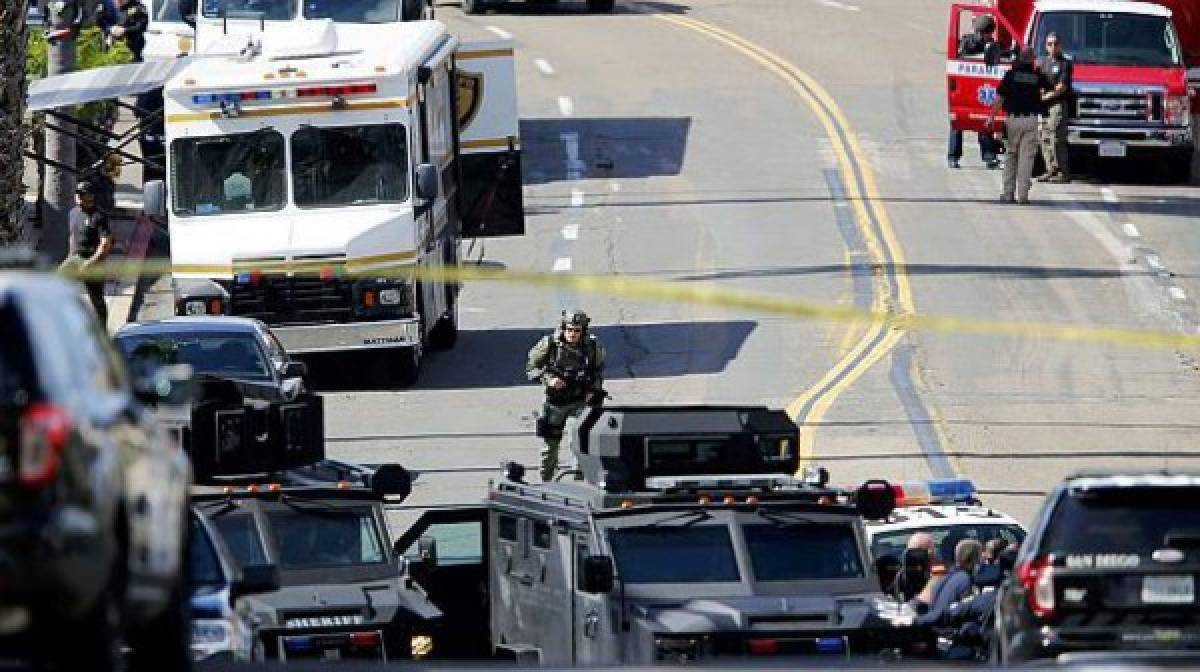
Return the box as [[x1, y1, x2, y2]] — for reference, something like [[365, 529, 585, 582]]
[[232, 563, 280, 598], [855, 479, 896, 521], [282, 360, 307, 378], [417, 535, 438, 568], [580, 555, 614, 594], [178, 0, 197, 27], [143, 180, 167, 218], [415, 163, 439, 202]]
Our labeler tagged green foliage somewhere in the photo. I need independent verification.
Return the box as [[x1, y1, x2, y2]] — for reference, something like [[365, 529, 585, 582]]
[[25, 28, 133, 123]]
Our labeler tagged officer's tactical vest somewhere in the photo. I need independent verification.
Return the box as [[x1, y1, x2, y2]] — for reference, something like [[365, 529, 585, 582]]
[[544, 334, 598, 404]]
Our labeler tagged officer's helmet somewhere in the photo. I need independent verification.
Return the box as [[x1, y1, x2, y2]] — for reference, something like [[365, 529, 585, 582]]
[[561, 309, 590, 332], [75, 180, 96, 195]]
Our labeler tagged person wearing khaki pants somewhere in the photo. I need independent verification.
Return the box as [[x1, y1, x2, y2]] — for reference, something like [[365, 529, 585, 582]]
[[988, 47, 1052, 204]]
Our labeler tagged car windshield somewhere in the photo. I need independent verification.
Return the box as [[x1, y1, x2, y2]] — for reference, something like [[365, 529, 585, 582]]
[[190, 516, 224, 587], [171, 130, 286, 216], [1044, 488, 1200, 554], [292, 124, 409, 208], [267, 507, 387, 570], [744, 523, 865, 581], [302, 0, 398, 22], [212, 512, 269, 569], [871, 524, 1026, 566], [609, 525, 740, 583], [200, 0, 294, 20], [116, 332, 271, 381], [1035, 12, 1182, 67]]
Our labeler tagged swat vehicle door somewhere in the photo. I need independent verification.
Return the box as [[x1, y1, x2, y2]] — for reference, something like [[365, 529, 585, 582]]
[[394, 506, 491, 659]]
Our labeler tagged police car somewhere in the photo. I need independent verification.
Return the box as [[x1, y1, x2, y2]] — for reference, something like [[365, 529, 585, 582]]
[[864, 478, 1026, 570]]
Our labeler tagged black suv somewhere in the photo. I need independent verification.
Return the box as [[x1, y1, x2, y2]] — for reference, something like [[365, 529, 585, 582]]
[[994, 472, 1200, 664], [0, 271, 192, 671]]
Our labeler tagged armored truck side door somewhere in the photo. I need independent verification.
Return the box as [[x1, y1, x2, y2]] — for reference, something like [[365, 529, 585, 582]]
[[571, 532, 619, 665], [394, 507, 491, 659], [453, 40, 524, 237]]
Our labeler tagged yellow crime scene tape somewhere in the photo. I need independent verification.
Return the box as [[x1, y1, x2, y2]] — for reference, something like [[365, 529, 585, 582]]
[[56, 257, 1200, 351]]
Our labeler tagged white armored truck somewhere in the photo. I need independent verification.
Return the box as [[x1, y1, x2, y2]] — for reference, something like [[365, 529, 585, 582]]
[[143, 9, 524, 384]]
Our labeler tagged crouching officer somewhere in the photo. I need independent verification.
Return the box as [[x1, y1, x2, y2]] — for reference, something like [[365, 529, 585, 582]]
[[526, 310, 606, 482]]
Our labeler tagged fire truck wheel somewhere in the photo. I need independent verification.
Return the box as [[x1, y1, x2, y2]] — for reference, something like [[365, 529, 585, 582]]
[[586, 0, 614, 10], [1167, 154, 1193, 184]]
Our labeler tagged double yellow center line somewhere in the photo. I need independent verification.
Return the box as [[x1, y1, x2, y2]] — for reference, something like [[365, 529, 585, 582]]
[[653, 13, 916, 463]]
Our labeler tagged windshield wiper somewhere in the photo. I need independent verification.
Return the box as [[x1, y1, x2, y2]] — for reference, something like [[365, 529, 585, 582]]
[[637, 510, 713, 529], [755, 509, 821, 527]]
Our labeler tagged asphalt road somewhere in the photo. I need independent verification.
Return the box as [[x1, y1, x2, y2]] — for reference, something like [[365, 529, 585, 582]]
[[314, 0, 1200, 531]]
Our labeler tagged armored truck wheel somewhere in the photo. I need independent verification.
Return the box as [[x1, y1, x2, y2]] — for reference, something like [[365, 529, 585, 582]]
[[586, 0, 614, 11], [462, 0, 486, 14], [392, 346, 421, 387], [429, 292, 458, 350]]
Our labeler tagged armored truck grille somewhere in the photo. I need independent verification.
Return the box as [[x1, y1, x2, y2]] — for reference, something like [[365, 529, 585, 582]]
[[231, 274, 353, 326], [1075, 91, 1162, 123]]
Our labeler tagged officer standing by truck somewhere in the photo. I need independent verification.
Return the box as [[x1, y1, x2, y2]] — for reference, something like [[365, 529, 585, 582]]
[[59, 180, 114, 323], [1038, 32, 1073, 183], [988, 47, 1053, 204], [526, 309, 606, 482], [948, 14, 1002, 170], [108, 0, 149, 61]]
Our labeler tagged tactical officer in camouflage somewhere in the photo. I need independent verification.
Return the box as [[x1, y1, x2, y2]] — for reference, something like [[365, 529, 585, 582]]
[[526, 309, 606, 482]]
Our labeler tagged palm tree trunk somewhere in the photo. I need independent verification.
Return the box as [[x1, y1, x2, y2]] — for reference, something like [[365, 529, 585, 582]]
[[0, 0, 30, 244]]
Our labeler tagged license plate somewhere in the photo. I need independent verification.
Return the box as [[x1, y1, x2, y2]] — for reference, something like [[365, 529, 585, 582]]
[[1143, 575, 1194, 604], [1099, 140, 1127, 158]]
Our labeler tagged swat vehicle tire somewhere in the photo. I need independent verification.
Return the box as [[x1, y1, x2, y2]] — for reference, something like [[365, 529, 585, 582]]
[[126, 576, 189, 672], [462, 0, 485, 14], [401, 0, 428, 19], [586, 0, 614, 11], [428, 292, 458, 350], [392, 346, 421, 387]]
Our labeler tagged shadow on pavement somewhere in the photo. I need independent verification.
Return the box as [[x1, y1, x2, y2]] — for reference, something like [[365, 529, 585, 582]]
[[520, 117, 692, 185], [305, 320, 756, 392]]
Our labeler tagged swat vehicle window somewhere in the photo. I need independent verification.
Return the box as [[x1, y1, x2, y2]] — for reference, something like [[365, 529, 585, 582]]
[[292, 124, 409, 208], [745, 523, 863, 581], [406, 521, 483, 566], [116, 333, 272, 381], [268, 508, 385, 570], [1043, 487, 1200, 554], [172, 131, 286, 216], [497, 515, 518, 542], [1034, 12, 1182, 67], [609, 526, 740, 583], [533, 521, 553, 549], [201, 0, 294, 19], [212, 512, 269, 568], [190, 516, 224, 587], [871, 524, 1025, 566], [646, 435, 796, 473], [302, 0, 398, 22]]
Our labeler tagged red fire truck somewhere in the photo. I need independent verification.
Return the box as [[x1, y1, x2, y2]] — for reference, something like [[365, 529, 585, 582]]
[[947, 0, 1198, 181]]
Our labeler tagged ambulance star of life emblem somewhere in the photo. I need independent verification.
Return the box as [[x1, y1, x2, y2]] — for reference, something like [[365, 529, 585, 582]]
[[976, 84, 997, 106], [456, 70, 485, 131]]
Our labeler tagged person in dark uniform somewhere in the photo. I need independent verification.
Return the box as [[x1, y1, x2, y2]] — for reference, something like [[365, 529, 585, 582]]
[[1038, 32, 1074, 183], [949, 14, 1002, 170], [526, 309, 606, 482], [110, 0, 148, 62], [60, 180, 114, 324], [988, 47, 1053, 203]]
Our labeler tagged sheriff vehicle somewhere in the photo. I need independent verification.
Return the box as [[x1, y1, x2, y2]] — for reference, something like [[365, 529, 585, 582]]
[[142, 12, 524, 385], [865, 479, 1027, 569], [396, 405, 921, 665]]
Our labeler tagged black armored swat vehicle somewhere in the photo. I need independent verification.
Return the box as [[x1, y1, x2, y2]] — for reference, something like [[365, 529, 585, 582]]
[[397, 405, 919, 665], [192, 460, 442, 663]]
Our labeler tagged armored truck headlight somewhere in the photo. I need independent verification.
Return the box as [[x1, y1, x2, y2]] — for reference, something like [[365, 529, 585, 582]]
[[378, 288, 404, 305], [190, 618, 234, 661]]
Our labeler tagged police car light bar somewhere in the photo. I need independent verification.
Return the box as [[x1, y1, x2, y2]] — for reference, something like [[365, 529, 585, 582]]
[[890, 478, 977, 507], [191, 83, 377, 106]]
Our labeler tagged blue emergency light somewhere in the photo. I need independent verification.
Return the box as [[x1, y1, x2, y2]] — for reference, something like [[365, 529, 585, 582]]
[[891, 478, 978, 506]]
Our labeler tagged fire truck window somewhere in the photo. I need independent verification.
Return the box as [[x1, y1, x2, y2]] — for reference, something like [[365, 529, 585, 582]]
[[292, 123, 409, 208]]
